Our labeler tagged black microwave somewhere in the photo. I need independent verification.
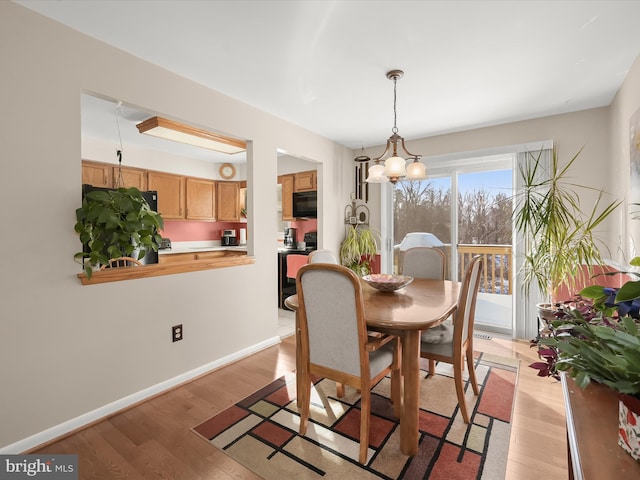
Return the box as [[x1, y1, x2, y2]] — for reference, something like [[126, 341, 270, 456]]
[[292, 191, 317, 218]]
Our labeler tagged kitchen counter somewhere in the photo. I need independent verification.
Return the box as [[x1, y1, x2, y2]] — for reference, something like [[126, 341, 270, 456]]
[[159, 245, 247, 255], [159, 241, 247, 255]]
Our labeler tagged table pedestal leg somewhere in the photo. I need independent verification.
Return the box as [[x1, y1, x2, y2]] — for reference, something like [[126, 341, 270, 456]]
[[400, 330, 420, 456]]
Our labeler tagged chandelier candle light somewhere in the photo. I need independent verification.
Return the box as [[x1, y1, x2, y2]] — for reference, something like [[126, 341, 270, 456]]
[[358, 70, 426, 184]]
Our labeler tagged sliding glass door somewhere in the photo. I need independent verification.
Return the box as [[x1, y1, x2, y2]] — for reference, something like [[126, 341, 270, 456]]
[[391, 154, 514, 333]]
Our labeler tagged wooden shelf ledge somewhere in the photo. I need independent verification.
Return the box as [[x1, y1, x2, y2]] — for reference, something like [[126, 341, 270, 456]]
[[77, 255, 255, 285]]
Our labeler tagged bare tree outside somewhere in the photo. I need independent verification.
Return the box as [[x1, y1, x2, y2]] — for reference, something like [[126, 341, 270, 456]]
[[394, 180, 451, 244], [394, 180, 511, 246], [394, 171, 512, 294]]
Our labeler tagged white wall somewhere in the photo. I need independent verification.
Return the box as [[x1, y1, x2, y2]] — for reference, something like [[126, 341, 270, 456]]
[[610, 54, 640, 262], [0, 2, 352, 450]]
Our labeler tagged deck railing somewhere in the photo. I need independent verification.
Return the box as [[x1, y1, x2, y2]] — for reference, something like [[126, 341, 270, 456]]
[[458, 244, 512, 295]]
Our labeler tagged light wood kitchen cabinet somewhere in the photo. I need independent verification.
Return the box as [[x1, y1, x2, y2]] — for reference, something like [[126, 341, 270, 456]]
[[295, 170, 316, 192], [216, 181, 240, 221], [186, 178, 216, 220], [279, 174, 295, 221], [112, 166, 147, 190], [148, 171, 185, 219], [82, 161, 111, 187]]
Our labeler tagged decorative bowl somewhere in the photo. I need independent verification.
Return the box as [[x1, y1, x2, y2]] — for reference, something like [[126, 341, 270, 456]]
[[362, 274, 414, 292]]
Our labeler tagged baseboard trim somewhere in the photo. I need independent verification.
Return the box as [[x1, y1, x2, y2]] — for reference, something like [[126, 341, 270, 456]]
[[0, 335, 281, 454]]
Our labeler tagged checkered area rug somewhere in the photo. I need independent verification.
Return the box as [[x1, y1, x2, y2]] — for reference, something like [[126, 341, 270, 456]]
[[192, 352, 519, 479]]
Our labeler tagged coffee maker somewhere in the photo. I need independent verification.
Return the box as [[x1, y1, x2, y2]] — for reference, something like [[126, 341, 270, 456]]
[[284, 227, 297, 249], [222, 229, 238, 246]]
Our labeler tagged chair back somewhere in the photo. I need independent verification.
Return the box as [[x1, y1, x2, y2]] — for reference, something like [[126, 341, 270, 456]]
[[454, 255, 483, 347], [308, 249, 338, 264], [296, 263, 367, 377], [401, 247, 446, 279], [100, 257, 142, 270]]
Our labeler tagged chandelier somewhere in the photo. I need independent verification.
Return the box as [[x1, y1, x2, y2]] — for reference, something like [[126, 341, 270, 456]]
[[357, 70, 426, 184]]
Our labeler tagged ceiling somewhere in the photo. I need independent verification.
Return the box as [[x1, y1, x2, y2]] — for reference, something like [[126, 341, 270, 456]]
[[16, 0, 640, 163]]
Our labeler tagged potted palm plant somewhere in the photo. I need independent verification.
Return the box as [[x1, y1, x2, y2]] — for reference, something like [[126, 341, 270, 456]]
[[74, 187, 164, 278], [514, 147, 621, 320]]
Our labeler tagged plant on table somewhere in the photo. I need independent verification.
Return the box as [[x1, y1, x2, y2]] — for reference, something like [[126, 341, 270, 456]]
[[74, 187, 164, 278], [538, 265, 640, 459]]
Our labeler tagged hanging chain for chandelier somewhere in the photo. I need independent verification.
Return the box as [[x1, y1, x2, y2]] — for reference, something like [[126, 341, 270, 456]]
[[364, 69, 427, 184]]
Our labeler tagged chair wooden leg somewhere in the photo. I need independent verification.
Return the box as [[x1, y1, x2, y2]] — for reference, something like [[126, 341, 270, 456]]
[[391, 367, 402, 419], [428, 359, 436, 376], [390, 337, 402, 417], [359, 389, 370, 464], [466, 348, 479, 395], [454, 357, 470, 423], [336, 382, 345, 397], [299, 377, 312, 435]]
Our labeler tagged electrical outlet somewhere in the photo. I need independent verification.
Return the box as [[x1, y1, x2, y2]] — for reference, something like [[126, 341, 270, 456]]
[[172, 324, 183, 342]]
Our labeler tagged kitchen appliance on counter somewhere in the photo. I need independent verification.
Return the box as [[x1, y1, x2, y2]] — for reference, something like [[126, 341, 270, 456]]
[[303, 231, 317, 250], [159, 237, 172, 250], [222, 229, 238, 246], [284, 227, 297, 249]]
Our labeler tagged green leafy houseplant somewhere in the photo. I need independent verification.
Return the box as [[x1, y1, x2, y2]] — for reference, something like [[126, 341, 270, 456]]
[[74, 187, 164, 278], [514, 147, 621, 302], [542, 265, 640, 461], [340, 226, 377, 276], [536, 258, 640, 395]]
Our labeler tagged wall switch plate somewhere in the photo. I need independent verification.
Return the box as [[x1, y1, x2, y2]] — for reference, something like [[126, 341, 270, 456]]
[[172, 324, 183, 342]]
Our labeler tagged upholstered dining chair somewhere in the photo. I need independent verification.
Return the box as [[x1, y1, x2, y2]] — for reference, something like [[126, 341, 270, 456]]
[[307, 249, 338, 264], [420, 255, 483, 424], [295, 263, 400, 464], [401, 246, 447, 280], [401, 247, 452, 344]]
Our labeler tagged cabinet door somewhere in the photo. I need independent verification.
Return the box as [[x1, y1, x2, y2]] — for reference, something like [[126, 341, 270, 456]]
[[82, 162, 111, 187], [113, 166, 147, 190], [280, 174, 294, 221], [186, 178, 216, 220], [148, 172, 185, 219], [216, 182, 240, 221], [295, 170, 316, 192]]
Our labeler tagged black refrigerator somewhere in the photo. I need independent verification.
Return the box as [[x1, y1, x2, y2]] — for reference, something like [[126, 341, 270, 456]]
[[81, 184, 159, 265]]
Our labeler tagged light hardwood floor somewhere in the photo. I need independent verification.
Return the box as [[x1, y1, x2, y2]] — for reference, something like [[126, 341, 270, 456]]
[[33, 332, 567, 479]]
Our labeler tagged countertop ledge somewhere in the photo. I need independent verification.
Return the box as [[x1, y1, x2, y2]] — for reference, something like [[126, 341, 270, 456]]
[[77, 255, 255, 285], [159, 245, 247, 255]]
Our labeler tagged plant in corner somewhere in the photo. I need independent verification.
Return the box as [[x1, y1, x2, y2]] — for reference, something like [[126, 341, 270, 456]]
[[514, 146, 621, 305], [516, 146, 622, 381], [340, 225, 378, 276], [74, 187, 164, 279]]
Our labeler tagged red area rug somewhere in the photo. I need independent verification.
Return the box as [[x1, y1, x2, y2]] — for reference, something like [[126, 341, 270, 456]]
[[192, 352, 519, 479]]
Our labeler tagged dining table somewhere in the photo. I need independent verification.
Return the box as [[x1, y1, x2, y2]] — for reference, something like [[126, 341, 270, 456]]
[[284, 277, 461, 456]]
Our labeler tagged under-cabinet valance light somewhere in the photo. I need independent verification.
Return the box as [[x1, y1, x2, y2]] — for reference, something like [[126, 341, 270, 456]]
[[136, 116, 246, 154], [359, 70, 427, 184]]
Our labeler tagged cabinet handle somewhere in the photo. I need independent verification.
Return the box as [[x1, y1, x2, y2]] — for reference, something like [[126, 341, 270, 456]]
[[104, 176, 108, 185]]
